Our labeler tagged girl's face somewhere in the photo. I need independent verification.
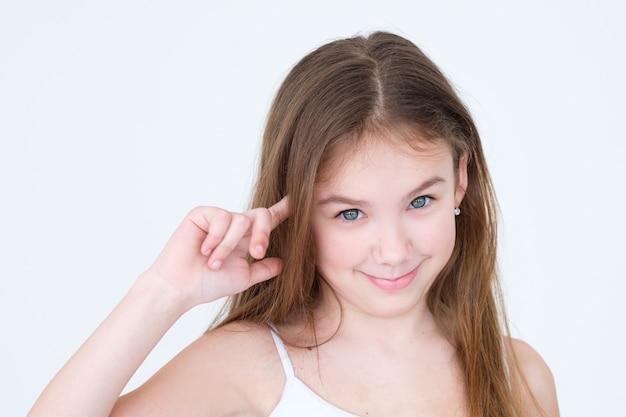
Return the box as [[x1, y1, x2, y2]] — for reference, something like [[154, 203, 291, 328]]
[[311, 135, 467, 320]]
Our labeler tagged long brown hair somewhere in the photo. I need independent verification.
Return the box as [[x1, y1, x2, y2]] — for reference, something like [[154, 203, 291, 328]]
[[216, 31, 528, 417]]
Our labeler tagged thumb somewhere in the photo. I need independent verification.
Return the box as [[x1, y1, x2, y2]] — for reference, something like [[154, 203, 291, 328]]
[[247, 257, 283, 287]]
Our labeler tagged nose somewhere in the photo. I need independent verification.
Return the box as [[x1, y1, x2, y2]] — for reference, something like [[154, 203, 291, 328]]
[[372, 219, 412, 265]]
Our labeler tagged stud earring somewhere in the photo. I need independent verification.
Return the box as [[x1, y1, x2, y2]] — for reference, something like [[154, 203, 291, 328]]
[[454, 207, 461, 216]]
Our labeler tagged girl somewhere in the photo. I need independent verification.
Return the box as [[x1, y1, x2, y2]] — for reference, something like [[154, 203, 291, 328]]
[[28, 31, 559, 417]]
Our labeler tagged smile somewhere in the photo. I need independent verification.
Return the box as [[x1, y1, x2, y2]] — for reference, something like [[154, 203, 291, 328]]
[[361, 266, 419, 292]]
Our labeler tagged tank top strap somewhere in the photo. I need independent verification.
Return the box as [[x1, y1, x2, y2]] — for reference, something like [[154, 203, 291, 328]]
[[268, 324, 296, 378]]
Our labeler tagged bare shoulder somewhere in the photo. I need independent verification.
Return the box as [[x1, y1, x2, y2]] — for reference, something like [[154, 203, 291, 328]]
[[111, 321, 283, 417], [509, 338, 560, 417]]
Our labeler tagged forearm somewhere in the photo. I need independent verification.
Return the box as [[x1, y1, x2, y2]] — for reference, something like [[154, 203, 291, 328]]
[[27, 273, 189, 417]]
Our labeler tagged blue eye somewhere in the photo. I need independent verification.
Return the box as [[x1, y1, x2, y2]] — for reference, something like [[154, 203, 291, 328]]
[[410, 196, 431, 209], [339, 209, 363, 221]]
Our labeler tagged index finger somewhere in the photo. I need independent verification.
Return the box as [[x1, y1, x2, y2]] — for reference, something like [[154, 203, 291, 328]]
[[268, 196, 290, 230]]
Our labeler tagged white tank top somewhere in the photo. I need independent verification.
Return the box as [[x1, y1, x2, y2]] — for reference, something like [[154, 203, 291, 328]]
[[268, 328, 360, 417]]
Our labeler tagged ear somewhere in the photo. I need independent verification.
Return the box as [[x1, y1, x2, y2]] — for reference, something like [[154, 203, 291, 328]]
[[455, 153, 468, 207]]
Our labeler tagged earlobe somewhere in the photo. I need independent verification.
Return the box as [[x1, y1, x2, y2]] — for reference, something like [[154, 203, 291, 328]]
[[455, 154, 468, 207]]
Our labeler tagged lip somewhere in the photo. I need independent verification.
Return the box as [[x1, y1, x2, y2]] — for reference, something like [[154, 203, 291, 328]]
[[361, 266, 419, 292]]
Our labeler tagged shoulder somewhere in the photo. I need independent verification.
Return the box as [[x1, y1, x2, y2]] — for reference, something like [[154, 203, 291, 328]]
[[190, 321, 285, 392], [197, 320, 278, 359], [509, 338, 560, 417], [112, 321, 284, 417], [179, 321, 280, 377]]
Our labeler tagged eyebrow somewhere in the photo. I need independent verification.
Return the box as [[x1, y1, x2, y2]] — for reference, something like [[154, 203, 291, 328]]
[[316, 176, 447, 207]]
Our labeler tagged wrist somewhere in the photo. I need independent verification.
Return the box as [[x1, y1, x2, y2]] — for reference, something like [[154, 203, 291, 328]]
[[132, 271, 196, 321]]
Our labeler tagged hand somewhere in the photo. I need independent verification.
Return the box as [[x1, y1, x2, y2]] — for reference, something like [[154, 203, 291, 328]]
[[144, 197, 290, 310]]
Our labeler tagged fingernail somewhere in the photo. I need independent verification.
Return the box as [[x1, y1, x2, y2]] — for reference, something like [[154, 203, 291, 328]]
[[255, 245, 264, 255], [211, 260, 222, 270]]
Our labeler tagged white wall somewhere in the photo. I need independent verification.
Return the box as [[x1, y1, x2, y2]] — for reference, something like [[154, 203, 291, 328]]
[[1, 1, 624, 416]]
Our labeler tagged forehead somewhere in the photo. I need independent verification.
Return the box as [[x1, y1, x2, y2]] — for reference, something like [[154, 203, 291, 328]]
[[316, 133, 454, 187]]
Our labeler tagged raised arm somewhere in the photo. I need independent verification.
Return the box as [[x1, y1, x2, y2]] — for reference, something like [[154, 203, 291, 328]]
[[27, 198, 290, 417]]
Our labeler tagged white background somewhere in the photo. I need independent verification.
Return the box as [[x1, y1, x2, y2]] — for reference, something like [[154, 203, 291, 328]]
[[1, 1, 624, 416]]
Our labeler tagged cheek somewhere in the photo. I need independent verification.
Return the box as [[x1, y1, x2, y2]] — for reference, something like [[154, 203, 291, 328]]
[[313, 225, 365, 271], [414, 214, 457, 258]]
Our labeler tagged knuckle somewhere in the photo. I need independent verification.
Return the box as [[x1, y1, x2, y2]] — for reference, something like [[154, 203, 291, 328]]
[[188, 205, 224, 219], [249, 207, 269, 222], [232, 213, 252, 229], [269, 206, 283, 226], [215, 209, 232, 223], [272, 208, 283, 224], [188, 205, 206, 218]]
